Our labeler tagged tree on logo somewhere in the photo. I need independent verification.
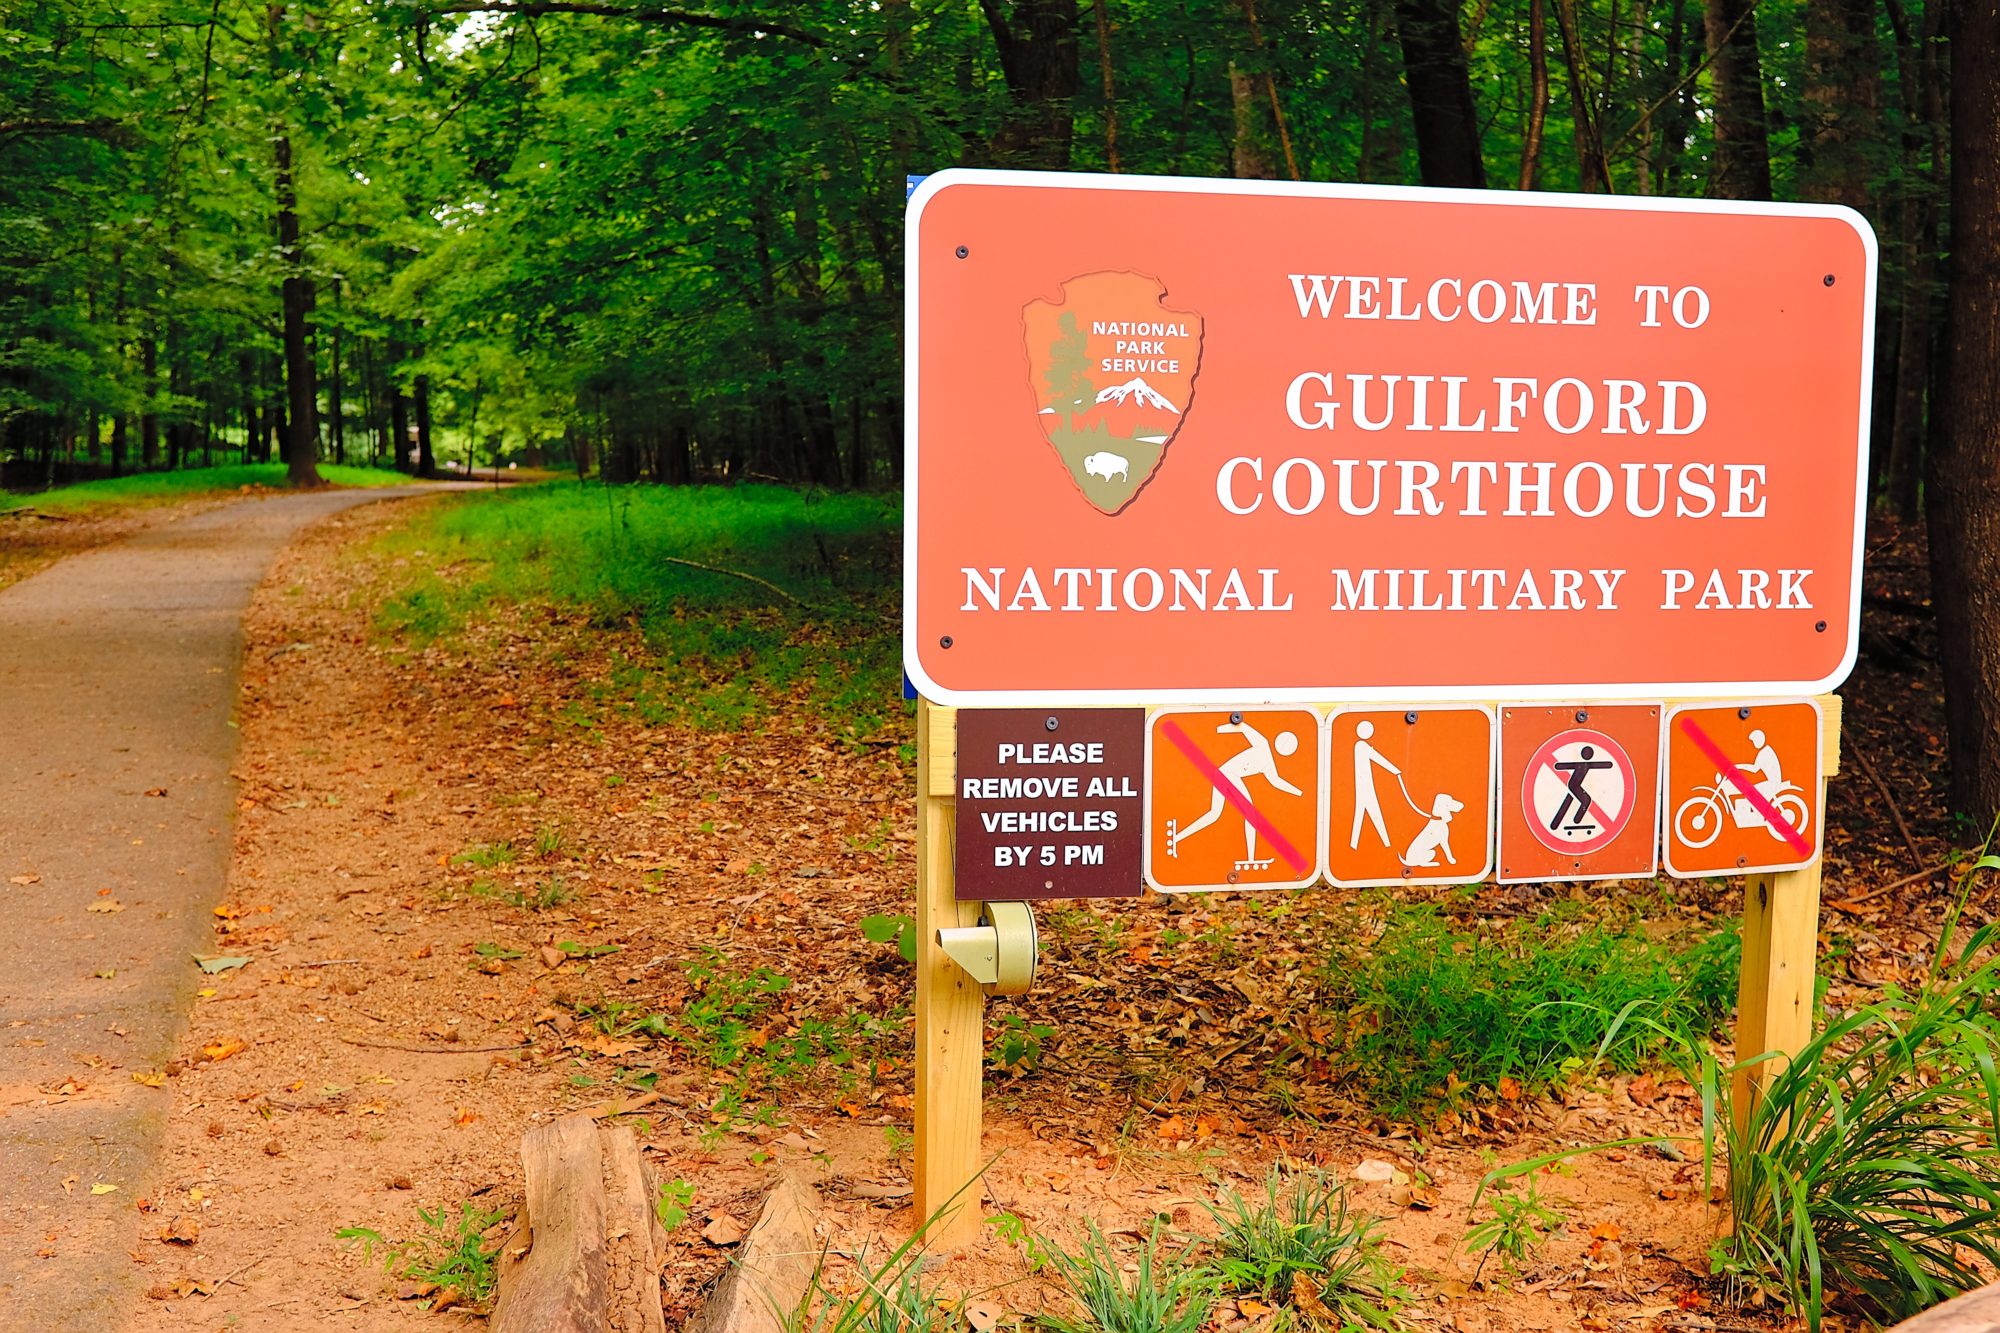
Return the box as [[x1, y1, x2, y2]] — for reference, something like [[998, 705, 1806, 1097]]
[[1044, 311, 1094, 426]]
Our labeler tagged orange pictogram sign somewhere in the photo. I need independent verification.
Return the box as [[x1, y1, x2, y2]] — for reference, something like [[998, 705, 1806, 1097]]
[[906, 170, 1876, 706], [1499, 705, 1661, 883], [1145, 708, 1324, 892], [1664, 700, 1822, 877], [1324, 708, 1495, 887]]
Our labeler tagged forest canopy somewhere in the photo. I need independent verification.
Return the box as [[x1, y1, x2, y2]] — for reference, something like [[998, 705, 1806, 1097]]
[[0, 0, 1946, 493]]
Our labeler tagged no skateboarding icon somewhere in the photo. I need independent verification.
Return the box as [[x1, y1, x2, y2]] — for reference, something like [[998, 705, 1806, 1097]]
[[1523, 729, 1637, 855]]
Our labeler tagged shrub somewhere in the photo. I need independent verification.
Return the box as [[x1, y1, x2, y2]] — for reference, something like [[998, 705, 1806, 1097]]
[[1715, 917, 2000, 1330]]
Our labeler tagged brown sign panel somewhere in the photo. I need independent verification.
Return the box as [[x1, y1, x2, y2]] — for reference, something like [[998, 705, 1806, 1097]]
[[954, 709, 1144, 901]]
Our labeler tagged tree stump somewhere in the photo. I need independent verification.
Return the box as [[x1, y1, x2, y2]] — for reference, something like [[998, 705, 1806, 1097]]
[[492, 1114, 667, 1333]]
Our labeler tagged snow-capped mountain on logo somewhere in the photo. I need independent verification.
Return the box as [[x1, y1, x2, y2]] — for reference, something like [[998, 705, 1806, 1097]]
[[1094, 377, 1181, 414]]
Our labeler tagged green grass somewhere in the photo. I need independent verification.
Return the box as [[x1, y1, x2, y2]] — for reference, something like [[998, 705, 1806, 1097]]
[[0, 462, 411, 513], [1713, 919, 2000, 1330], [336, 1201, 508, 1307], [1318, 897, 1737, 1118], [369, 481, 903, 734], [1204, 1167, 1408, 1327]]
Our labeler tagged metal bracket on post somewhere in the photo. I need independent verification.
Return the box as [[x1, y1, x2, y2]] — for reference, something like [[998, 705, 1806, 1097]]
[[936, 901, 1039, 995]]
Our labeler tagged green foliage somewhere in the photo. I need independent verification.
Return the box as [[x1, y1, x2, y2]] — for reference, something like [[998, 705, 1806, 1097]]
[[1320, 899, 1737, 1117], [654, 1177, 695, 1231], [1714, 920, 2000, 1330], [451, 841, 517, 869], [373, 482, 902, 733], [860, 913, 918, 964], [989, 1013, 1056, 1075], [336, 1202, 508, 1305], [1204, 1167, 1408, 1326], [1463, 1181, 1564, 1279]]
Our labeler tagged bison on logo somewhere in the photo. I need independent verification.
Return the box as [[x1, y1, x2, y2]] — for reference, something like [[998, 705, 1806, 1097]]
[[1023, 272, 1204, 515]]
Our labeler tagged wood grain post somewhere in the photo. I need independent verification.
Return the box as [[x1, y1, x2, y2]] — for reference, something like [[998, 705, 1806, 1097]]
[[914, 700, 984, 1249], [1731, 695, 1842, 1138]]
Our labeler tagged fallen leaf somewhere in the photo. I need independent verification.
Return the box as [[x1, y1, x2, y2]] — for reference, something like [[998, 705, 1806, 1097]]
[[1589, 1221, 1622, 1241], [9, 873, 40, 886], [193, 956, 250, 974], [131, 1070, 166, 1088], [702, 1212, 745, 1246], [145, 788, 168, 798], [160, 1216, 198, 1245], [200, 1037, 248, 1063], [1238, 1298, 1276, 1318], [89, 1183, 118, 1195], [86, 900, 124, 915]]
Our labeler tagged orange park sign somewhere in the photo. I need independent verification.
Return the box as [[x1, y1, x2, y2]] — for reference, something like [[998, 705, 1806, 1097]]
[[905, 171, 1876, 704]]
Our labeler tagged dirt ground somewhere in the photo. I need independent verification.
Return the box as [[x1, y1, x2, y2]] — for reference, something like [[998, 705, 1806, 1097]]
[[120, 499, 1972, 1332]]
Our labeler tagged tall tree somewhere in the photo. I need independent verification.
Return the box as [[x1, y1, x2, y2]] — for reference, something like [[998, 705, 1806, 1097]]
[[1932, 0, 2000, 822], [1392, 0, 1487, 187], [1701, 0, 1773, 199]]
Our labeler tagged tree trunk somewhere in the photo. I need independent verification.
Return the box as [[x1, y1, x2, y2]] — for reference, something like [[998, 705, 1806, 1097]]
[[979, 0, 1081, 168], [1229, 62, 1279, 179], [1093, 0, 1119, 170], [1931, 0, 2000, 822], [328, 317, 345, 466], [1553, 0, 1609, 190], [141, 333, 160, 468], [1799, 0, 1880, 210], [1392, 0, 1487, 188], [1886, 0, 1945, 519], [414, 372, 436, 478], [274, 128, 322, 487], [1518, 0, 1549, 189], [1701, 0, 1773, 199]]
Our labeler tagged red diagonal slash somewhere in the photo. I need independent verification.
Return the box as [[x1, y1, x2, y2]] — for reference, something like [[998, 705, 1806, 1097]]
[[1157, 717, 1310, 873], [1678, 717, 1812, 857]]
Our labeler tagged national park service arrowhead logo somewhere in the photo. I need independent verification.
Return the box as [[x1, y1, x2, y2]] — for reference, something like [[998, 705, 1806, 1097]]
[[1024, 272, 1203, 515]]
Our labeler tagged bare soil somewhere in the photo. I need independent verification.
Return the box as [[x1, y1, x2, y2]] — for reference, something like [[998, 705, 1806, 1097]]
[[126, 502, 1973, 1332]]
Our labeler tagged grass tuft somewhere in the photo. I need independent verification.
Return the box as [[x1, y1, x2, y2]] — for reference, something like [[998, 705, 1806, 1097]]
[[1042, 1222, 1218, 1333], [1319, 898, 1736, 1117], [1715, 917, 2000, 1329], [1204, 1166, 1408, 1327]]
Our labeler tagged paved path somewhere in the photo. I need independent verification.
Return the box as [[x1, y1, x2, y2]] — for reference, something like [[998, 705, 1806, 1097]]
[[0, 487, 443, 1329]]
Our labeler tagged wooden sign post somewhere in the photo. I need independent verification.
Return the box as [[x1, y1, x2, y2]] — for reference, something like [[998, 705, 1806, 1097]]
[[913, 700, 985, 1249], [1732, 695, 1841, 1136]]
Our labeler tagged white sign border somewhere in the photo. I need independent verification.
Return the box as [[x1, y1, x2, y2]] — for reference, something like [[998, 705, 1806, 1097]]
[[903, 168, 1877, 708]]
